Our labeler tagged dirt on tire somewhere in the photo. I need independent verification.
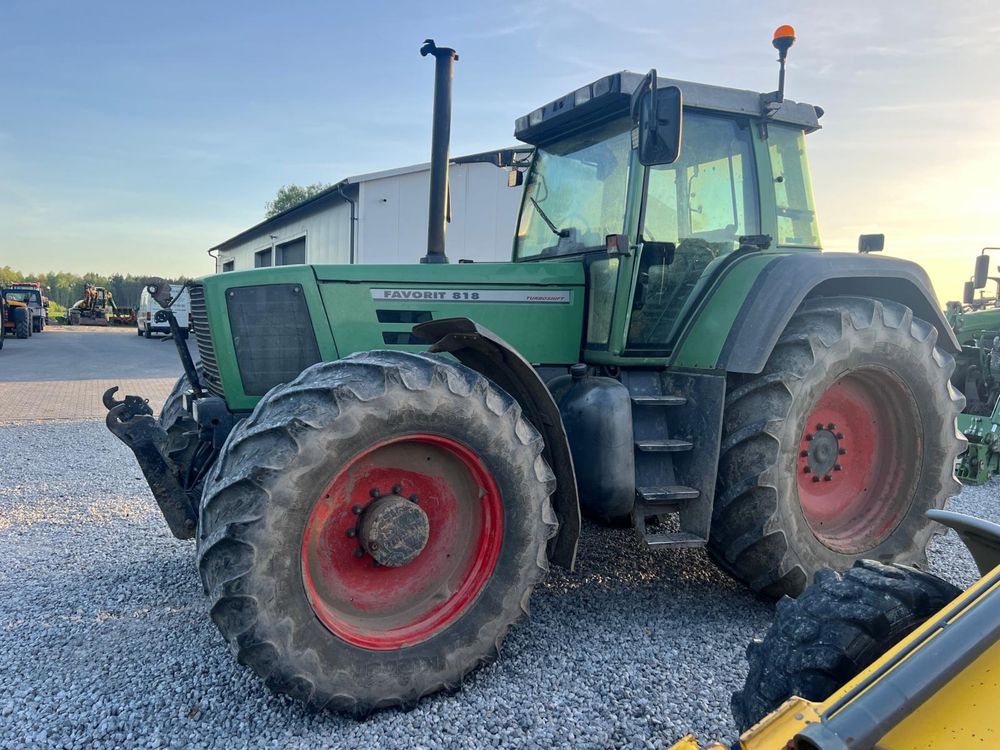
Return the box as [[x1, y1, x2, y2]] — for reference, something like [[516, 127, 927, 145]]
[[709, 296, 965, 598], [196, 350, 558, 715], [731, 559, 961, 730]]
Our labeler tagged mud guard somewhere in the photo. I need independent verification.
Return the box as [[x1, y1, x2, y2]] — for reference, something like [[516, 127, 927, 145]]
[[103, 386, 198, 539], [414, 317, 580, 570], [716, 253, 961, 374]]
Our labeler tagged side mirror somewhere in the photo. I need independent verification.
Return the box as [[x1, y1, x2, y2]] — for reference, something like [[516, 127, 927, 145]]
[[507, 169, 524, 188], [975, 253, 990, 289], [858, 234, 884, 253], [631, 70, 682, 166], [964, 281, 976, 305]]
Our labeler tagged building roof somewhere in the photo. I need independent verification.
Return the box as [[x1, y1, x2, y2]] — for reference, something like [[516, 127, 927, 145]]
[[209, 147, 531, 254]]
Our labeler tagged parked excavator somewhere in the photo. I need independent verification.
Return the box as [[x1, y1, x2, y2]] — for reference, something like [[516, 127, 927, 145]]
[[67, 284, 134, 326]]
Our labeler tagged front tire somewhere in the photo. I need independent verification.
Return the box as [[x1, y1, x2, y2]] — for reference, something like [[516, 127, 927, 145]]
[[710, 297, 965, 598], [159, 368, 206, 497], [196, 351, 557, 714], [731, 560, 961, 731], [14, 312, 30, 339]]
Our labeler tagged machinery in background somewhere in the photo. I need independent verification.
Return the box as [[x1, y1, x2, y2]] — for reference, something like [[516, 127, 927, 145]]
[[0, 289, 34, 339], [947, 248, 1000, 483], [672, 509, 1000, 750], [67, 284, 132, 326], [8, 282, 48, 330]]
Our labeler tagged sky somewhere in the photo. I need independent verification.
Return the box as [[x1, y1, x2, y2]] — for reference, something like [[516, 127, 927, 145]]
[[1, 0, 998, 302]]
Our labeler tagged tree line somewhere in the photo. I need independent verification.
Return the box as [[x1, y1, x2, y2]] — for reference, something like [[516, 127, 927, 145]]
[[0, 267, 188, 309]]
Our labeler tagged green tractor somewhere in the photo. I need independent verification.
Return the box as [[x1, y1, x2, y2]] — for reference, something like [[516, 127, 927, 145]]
[[105, 31, 965, 714], [946, 248, 1000, 483]]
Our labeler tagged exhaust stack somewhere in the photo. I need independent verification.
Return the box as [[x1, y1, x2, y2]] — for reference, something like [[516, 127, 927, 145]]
[[419, 39, 458, 264]]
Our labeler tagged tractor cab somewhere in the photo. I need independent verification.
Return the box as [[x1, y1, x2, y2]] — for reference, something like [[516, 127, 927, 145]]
[[512, 70, 822, 359]]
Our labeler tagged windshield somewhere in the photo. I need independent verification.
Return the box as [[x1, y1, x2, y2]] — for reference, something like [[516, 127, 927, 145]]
[[514, 117, 632, 260], [4, 291, 34, 303]]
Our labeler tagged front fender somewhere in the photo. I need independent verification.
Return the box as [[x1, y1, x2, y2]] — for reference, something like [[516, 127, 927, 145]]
[[414, 317, 580, 570]]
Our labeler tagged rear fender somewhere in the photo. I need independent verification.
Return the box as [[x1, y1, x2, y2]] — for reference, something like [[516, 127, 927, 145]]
[[414, 317, 580, 570], [709, 253, 961, 374]]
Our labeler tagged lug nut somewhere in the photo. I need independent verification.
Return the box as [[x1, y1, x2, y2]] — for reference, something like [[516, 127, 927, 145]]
[[803, 466, 811, 473], [836, 432, 845, 440], [816, 423, 824, 432], [352, 504, 363, 515], [800, 450, 809, 458], [370, 487, 381, 498], [392, 484, 402, 494], [346, 528, 356, 538], [410, 494, 419, 504], [823, 475, 832, 482], [805, 434, 814, 441], [834, 464, 843, 471], [826, 423, 836, 431], [811, 476, 821, 483]]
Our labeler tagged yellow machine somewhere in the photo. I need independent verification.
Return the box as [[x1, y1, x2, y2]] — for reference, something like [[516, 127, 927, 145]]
[[68, 285, 114, 326], [1, 291, 33, 339], [674, 509, 1000, 750]]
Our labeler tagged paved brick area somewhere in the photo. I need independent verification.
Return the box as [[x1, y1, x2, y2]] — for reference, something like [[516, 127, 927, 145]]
[[0, 378, 177, 425]]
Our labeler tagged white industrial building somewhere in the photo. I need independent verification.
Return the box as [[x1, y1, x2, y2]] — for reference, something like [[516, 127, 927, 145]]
[[209, 148, 529, 272]]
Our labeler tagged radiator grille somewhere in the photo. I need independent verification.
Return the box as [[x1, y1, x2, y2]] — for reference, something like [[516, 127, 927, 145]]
[[188, 282, 223, 397], [226, 284, 320, 396]]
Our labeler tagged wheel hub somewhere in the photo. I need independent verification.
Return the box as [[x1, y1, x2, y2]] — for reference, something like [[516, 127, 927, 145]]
[[358, 493, 429, 567], [802, 423, 845, 481]]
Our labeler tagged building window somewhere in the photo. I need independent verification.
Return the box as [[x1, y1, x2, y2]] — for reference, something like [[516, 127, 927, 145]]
[[222, 260, 235, 272], [276, 237, 306, 266], [255, 248, 273, 268]]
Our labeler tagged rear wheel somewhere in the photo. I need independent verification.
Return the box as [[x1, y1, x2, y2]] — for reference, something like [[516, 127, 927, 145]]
[[710, 297, 965, 598], [196, 351, 557, 714], [731, 560, 961, 731]]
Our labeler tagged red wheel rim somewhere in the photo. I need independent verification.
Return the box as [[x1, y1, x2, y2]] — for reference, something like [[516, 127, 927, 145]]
[[301, 434, 503, 650], [796, 368, 920, 554]]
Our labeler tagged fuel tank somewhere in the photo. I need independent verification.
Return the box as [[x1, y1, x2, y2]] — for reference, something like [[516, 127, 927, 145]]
[[548, 365, 635, 522]]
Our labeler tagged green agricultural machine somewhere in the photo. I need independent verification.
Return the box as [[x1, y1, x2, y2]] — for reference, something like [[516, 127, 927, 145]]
[[947, 248, 1000, 483], [106, 30, 965, 714]]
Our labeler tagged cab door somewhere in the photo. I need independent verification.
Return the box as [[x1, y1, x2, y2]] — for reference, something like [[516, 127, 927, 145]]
[[626, 112, 760, 355]]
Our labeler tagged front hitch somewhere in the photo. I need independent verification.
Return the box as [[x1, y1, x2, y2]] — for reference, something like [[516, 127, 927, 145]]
[[104, 387, 198, 539]]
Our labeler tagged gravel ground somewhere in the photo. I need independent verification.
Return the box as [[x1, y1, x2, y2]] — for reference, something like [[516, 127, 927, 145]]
[[0, 421, 993, 749]]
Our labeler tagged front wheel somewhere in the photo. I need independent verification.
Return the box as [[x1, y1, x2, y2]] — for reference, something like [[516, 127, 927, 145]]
[[14, 312, 30, 339], [710, 297, 965, 598], [196, 351, 557, 714]]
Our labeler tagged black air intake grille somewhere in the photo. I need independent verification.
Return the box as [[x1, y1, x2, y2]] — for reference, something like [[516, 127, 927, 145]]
[[226, 284, 321, 396], [188, 282, 223, 397]]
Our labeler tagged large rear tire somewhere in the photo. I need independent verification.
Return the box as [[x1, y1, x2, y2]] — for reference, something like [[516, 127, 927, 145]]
[[709, 297, 965, 598], [196, 350, 557, 714], [731, 560, 961, 731]]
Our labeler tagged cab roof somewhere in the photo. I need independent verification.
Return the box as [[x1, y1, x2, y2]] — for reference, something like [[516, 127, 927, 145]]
[[515, 70, 822, 146]]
